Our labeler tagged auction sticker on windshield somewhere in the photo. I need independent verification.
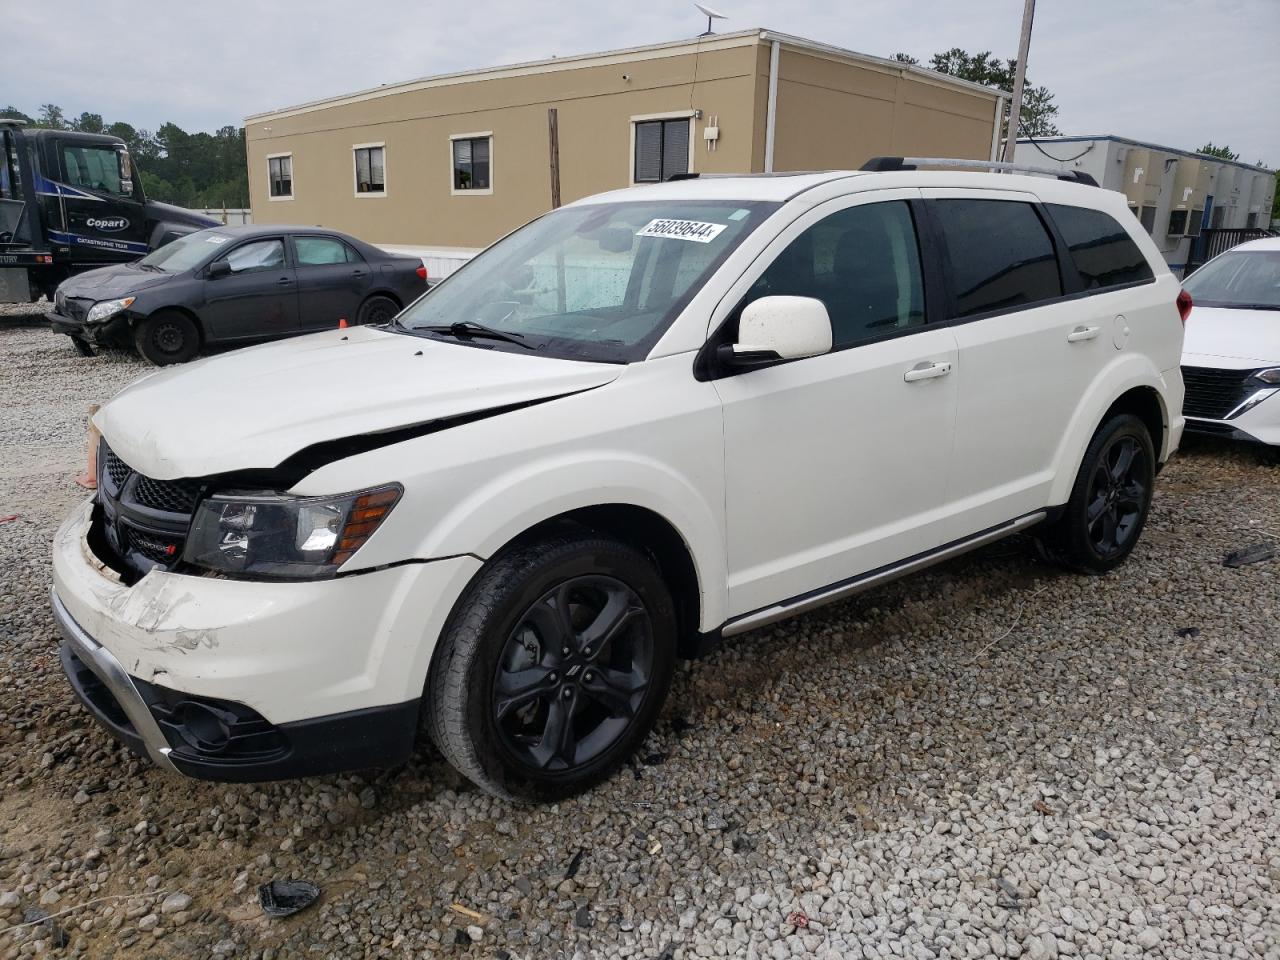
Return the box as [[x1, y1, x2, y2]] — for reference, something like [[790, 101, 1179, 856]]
[[637, 219, 727, 243]]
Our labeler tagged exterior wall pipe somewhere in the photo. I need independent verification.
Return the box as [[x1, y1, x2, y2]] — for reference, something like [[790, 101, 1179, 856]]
[[764, 40, 780, 173]]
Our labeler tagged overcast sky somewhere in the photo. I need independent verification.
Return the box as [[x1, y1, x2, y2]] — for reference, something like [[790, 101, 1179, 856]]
[[6, 0, 1279, 164]]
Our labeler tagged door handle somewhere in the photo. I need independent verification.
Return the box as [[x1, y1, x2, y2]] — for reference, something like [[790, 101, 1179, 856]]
[[351, 270, 367, 278], [276, 277, 293, 286], [1067, 325, 1100, 342], [904, 360, 952, 382]]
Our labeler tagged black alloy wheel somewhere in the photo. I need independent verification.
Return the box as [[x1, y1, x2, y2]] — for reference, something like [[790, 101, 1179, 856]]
[[425, 532, 677, 801], [493, 576, 653, 773], [1038, 412, 1155, 574], [1085, 434, 1148, 560]]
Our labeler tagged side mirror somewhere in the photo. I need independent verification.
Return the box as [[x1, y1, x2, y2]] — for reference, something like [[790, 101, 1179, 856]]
[[720, 296, 833, 368], [207, 260, 232, 279]]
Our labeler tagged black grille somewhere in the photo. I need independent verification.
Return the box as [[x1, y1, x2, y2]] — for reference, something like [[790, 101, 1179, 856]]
[[135, 475, 204, 513], [103, 446, 131, 490], [95, 441, 204, 576], [1181, 366, 1257, 420]]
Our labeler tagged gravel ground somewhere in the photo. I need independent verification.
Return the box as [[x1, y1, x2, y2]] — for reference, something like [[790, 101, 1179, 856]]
[[0, 318, 1277, 960]]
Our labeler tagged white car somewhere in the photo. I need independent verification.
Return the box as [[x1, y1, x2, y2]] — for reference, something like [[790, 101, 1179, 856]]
[[51, 160, 1187, 799], [1180, 236, 1280, 446]]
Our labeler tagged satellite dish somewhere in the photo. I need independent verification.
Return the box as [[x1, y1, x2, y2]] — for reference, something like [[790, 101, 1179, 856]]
[[694, 2, 727, 36]]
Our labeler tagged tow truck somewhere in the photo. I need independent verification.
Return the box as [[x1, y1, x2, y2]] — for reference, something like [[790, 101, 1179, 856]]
[[0, 119, 217, 303]]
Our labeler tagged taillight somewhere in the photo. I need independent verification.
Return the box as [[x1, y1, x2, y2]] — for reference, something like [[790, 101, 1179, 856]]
[[1176, 288, 1192, 324], [416, 265, 428, 281]]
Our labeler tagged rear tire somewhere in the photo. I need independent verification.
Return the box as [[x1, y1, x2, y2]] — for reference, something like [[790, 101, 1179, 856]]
[[1038, 413, 1155, 574], [426, 532, 677, 801], [356, 295, 399, 326], [133, 311, 200, 366]]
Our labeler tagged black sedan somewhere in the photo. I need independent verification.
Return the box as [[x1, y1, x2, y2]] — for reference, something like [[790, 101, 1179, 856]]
[[51, 225, 429, 364]]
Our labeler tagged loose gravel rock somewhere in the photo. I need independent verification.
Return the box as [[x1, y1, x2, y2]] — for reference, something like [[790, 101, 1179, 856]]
[[0, 323, 1277, 959]]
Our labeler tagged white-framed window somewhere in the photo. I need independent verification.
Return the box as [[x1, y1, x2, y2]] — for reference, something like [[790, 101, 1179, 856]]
[[267, 153, 293, 200], [450, 132, 493, 195], [630, 111, 694, 185], [353, 142, 386, 197]]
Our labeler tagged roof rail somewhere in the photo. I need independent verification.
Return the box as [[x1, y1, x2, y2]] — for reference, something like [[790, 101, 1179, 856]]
[[861, 156, 1098, 186], [0, 118, 28, 127]]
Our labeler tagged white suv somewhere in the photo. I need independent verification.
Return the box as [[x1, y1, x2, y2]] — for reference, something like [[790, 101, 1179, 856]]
[[52, 160, 1186, 799]]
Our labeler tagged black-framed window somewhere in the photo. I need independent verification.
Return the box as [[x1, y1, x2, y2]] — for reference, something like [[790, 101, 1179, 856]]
[[452, 137, 491, 191], [354, 146, 385, 194], [744, 201, 926, 349], [268, 155, 292, 198], [1167, 209, 1189, 236], [931, 199, 1062, 318], [633, 118, 689, 183], [1045, 203, 1153, 290], [61, 143, 130, 198], [1187, 209, 1204, 238], [294, 236, 358, 266]]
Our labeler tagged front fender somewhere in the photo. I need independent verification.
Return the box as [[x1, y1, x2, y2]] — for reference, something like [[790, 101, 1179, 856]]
[[412, 451, 726, 631], [1047, 353, 1180, 507]]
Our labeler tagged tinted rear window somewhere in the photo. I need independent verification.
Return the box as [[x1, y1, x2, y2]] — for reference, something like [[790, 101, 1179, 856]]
[[932, 199, 1062, 318], [1046, 204, 1154, 290]]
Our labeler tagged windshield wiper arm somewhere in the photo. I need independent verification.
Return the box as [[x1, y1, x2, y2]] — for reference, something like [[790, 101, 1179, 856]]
[[135, 263, 164, 272], [419, 320, 534, 348]]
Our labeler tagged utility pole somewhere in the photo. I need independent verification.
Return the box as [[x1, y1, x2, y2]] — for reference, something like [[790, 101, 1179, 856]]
[[1002, 0, 1036, 162]]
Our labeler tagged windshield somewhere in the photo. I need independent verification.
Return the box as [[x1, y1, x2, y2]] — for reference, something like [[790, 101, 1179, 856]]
[[394, 199, 777, 362], [1183, 250, 1280, 310], [136, 229, 233, 273]]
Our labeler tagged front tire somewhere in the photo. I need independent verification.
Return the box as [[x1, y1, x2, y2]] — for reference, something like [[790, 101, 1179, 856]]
[[133, 311, 200, 365], [426, 532, 677, 801], [1039, 413, 1155, 573]]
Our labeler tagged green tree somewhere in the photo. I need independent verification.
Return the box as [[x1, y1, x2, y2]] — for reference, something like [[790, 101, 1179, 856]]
[[70, 111, 105, 133], [891, 52, 918, 64], [925, 48, 1061, 138], [1, 105, 33, 123], [1196, 142, 1239, 161], [36, 104, 67, 129]]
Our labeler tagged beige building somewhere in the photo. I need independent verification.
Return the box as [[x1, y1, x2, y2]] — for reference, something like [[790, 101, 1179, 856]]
[[245, 29, 1004, 251]]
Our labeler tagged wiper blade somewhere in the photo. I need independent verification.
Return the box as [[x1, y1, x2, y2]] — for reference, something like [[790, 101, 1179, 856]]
[[419, 321, 533, 349]]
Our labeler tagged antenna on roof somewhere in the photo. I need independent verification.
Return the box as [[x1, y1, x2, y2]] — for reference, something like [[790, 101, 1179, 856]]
[[694, 2, 727, 36]]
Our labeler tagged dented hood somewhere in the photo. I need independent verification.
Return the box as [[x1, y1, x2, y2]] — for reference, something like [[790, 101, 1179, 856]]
[[96, 326, 623, 480]]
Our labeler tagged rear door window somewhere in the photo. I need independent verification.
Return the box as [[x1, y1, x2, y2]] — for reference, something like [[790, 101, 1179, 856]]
[[931, 199, 1062, 318], [1045, 204, 1154, 289], [295, 236, 357, 266]]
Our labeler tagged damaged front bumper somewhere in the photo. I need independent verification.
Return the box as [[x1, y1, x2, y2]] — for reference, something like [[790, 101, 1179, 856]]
[[51, 498, 483, 781], [49, 310, 130, 347]]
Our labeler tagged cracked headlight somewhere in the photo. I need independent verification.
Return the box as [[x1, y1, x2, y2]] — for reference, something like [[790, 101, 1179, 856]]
[[184, 484, 402, 579], [85, 296, 135, 324]]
